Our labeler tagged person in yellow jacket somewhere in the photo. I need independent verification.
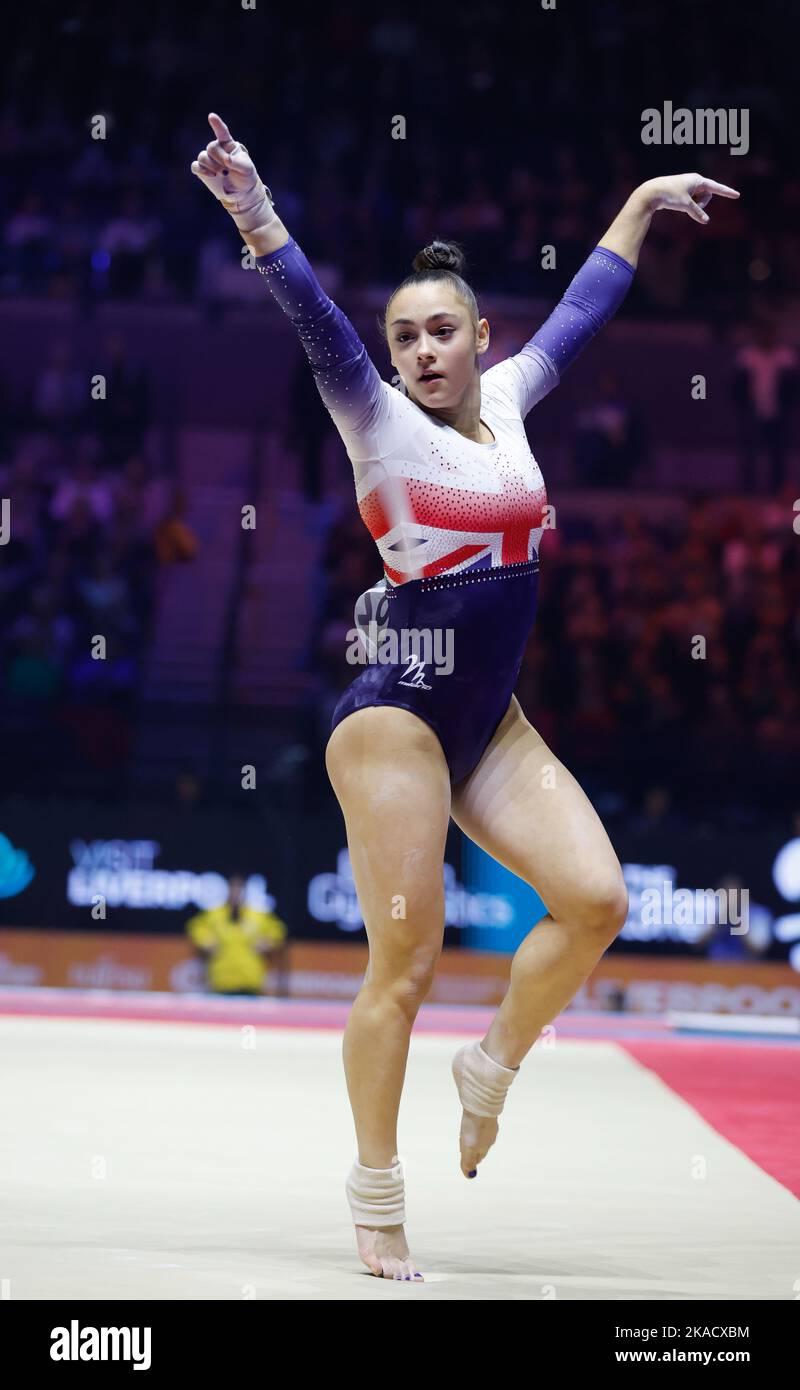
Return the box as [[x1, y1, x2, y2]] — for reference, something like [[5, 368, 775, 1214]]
[[186, 873, 289, 995]]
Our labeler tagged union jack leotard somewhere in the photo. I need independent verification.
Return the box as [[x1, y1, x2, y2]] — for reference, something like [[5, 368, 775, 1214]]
[[256, 237, 634, 584]]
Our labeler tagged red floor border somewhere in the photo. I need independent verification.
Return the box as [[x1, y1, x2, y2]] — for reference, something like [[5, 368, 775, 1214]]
[[619, 1040, 800, 1199]]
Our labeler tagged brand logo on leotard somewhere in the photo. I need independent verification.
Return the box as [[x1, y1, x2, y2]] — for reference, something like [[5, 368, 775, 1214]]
[[397, 654, 431, 690]]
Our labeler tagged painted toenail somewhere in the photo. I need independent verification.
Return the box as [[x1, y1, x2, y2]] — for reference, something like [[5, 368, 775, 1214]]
[[468, 1169, 477, 1177]]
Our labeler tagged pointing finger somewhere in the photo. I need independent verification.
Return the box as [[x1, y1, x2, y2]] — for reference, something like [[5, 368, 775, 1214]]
[[698, 178, 740, 198], [208, 112, 235, 148]]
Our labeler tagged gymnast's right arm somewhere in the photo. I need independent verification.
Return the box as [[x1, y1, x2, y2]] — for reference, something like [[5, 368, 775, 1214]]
[[191, 111, 386, 442]]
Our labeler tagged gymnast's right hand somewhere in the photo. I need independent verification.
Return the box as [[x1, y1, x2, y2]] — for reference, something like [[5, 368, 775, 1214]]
[[190, 112, 277, 236]]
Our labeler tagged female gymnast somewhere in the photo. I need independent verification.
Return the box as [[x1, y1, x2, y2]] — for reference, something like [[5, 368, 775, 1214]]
[[192, 112, 738, 1281]]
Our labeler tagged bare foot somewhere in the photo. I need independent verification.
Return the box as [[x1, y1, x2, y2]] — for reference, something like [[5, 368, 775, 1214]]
[[355, 1222, 424, 1280], [452, 1045, 504, 1177], [457, 1106, 499, 1178]]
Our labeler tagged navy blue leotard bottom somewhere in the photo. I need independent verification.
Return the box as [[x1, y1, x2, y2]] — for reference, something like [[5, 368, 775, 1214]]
[[330, 556, 539, 785]]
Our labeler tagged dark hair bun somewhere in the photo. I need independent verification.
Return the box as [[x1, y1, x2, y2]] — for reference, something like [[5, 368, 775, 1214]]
[[411, 238, 466, 276]]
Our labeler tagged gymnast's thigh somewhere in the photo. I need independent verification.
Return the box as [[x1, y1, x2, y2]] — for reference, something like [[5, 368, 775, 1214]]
[[449, 695, 627, 925], [325, 706, 452, 984]]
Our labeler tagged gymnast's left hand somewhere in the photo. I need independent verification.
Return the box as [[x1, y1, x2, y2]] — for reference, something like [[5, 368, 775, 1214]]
[[638, 173, 740, 224]]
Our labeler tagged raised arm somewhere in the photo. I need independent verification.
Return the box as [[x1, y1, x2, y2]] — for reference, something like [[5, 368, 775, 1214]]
[[495, 171, 740, 419], [191, 112, 386, 442], [600, 171, 740, 267], [493, 243, 635, 419]]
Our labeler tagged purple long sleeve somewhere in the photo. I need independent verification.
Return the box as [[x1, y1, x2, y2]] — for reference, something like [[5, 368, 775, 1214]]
[[531, 245, 634, 371], [255, 236, 385, 438], [491, 244, 635, 419]]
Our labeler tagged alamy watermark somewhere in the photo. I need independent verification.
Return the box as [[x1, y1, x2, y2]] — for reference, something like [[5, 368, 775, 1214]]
[[343, 583, 455, 682], [345, 622, 454, 682], [642, 882, 750, 933], [641, 102, 749, 157]]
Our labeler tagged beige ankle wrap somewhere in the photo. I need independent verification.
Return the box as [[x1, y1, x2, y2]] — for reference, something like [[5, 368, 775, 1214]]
[[345, 1154, 406, 1227], [452, 1040, 520, 1118]]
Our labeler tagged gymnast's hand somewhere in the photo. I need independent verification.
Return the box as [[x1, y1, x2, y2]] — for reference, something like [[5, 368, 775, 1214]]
[[640, 172, 740, 224], [190, 112, 277, 236]]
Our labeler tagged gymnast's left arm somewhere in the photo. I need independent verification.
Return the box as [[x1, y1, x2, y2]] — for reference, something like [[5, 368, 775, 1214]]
[[600, 172, 740, 268], [501, 172, 740, 418]]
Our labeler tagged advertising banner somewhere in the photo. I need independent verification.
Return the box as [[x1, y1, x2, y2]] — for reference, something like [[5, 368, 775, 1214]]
[[1, 797, 798, 979]]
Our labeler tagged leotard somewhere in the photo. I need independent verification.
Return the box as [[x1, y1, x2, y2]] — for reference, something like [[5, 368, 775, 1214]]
[[256, 237, 633, 782]]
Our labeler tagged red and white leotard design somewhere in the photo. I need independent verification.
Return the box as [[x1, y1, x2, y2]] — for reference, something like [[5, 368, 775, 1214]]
[[351, 354, 553, 585], [255, 237, 633, 585]]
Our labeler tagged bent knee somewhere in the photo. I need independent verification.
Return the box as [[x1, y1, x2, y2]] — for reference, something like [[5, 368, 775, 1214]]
[[564, 873, 629, 943]]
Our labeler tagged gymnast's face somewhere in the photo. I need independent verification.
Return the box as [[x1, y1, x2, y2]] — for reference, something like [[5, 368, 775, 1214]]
[[388, 283, 490, 412]]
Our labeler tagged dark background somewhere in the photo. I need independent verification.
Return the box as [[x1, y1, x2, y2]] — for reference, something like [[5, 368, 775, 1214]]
[[0, 0, 798, 954]]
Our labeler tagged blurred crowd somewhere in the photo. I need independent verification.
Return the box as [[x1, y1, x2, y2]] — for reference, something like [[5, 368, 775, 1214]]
[[0, 336, 199, 794], [2, 0, 798, 827], [1, 1, 798, 316], [571, 320, 799, 494], [312, 491, 800, 825]]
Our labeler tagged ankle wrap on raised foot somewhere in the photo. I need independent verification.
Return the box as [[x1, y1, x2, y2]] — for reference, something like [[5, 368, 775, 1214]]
[[452, 1040, 520, 1118], [345, 1154, 406, 1227]]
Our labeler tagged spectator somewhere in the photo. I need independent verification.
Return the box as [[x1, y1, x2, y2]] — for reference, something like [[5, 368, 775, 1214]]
[[692, 875, 773, 960], [152, 483, 199, 564], [98, 190, 160, 297], [185, 873, 289, 996], [50, 196, 92, 299], [573, 371, 644, 487], [49, 456, 114, 526], [733, 320, 799, 493]]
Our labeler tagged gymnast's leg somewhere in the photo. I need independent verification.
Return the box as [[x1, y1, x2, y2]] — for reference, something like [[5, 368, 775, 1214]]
[[449, 695, 629, 1178], [325, 705, 452, 1279]]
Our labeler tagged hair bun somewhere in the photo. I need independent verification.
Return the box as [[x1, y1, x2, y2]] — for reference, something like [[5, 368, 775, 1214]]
[[411, 238, 466, 276]]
